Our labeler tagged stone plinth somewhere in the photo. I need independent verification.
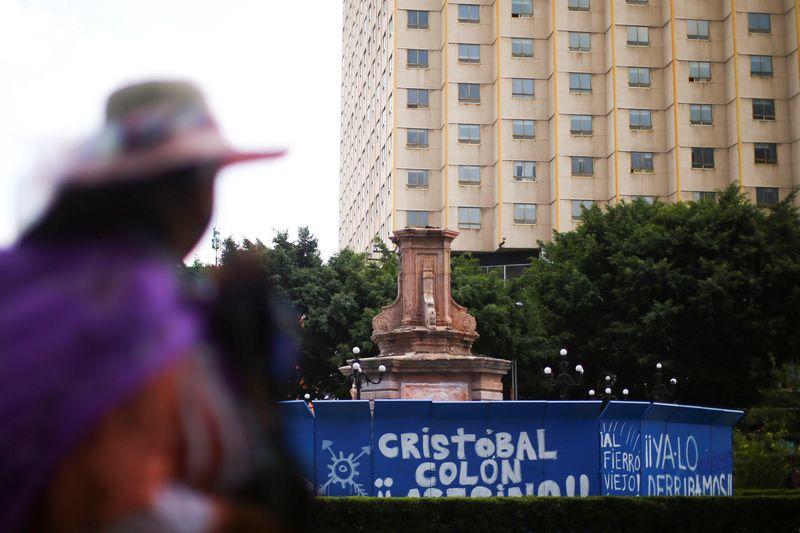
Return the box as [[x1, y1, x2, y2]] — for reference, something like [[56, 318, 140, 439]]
[[340, 228, 511, 401], [339, 353, 510, 401]]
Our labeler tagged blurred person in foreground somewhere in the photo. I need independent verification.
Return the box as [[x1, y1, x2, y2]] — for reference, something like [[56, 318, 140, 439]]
[[0, 81, 309, 532]]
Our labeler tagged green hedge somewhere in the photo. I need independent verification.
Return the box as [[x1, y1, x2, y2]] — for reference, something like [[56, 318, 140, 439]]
[[313, 496, 800, 533], [737, 488, 800, 497]]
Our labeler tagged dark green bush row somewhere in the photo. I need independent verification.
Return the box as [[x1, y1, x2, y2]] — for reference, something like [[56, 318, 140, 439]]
[[313, 496, 800, 533], [737, 488, 800, 497]]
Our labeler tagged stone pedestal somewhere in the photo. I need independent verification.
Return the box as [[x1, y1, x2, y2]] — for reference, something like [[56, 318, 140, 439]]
[[340, 228, 511, 401], [340, 353, 510, 401]]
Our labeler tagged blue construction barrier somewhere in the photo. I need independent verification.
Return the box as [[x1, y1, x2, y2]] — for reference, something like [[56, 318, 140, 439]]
[[278, 400, 743, 498]]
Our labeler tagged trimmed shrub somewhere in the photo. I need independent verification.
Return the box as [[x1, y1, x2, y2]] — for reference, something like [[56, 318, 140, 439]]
[[312, 496, 800, 532], [734, 427, 795, 488], [737, 488, 800, 497]]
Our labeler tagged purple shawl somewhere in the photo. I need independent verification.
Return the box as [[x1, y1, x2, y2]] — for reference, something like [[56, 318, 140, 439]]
[[0, 245, 202, 532]]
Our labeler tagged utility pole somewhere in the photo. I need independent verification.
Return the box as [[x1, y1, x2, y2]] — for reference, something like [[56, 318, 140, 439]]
[[211, 226, 221, 266]]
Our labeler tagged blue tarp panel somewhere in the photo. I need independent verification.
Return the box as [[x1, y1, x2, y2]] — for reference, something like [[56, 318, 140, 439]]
[[278, 401, 315, 484], [710, 409, 744, 493], [313, 401, 373, 496], [600, 401, 651, 421], [372, 400, 432, 497], [487, 401, 546, 497], [427, 402, 492, 497], [640, 404, 736, 496], [598, 401, 650, 496], [542, 401, 602, 496]]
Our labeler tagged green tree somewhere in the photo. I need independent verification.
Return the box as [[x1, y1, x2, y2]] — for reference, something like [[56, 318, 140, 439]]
[[449, 254, 550, 398], [523, 186, 800, 407], [212, 230, 398, 398]]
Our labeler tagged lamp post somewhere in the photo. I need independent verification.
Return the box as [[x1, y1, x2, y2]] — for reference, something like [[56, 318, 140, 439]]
[[347, 347, 387, 400], [511, 301, 525, 400], [588, 374, 629, 401], [649, 362, 678, 402], [543, 348, 584, 400]]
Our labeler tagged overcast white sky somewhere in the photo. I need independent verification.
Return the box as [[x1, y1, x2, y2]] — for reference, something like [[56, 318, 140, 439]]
[[0, 0, 343, 263]]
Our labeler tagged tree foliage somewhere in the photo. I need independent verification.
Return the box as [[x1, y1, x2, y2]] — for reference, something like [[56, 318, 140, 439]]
[[187, 186, 800, 406], [208, 230, 397, 398], [523, 187, 800, 407]]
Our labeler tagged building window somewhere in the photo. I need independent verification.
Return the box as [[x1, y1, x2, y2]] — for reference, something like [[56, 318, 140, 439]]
[[569, 32, 591, 52], [754, 143, 778, 164], [631, 152, 654, 172], [748, 12, 771, 34], [513, 161, 536, 181], [512, 78, 535, 98], [514, 203, 537, 224], [569, 72, 592, 93], [512, 38, 534, 58], [694, 191, 716, 201], [751, 55, 773, 77], [568, 0, 590, 11], [458, 83, 481, 103], [407, 88, 429, 108], [691, 147, 715, 169], [512, 119, 535, 139], [572, 200, 595, 220], [458, 207, 481, 229], [756, 187, 779, 206], [570, 115, 593, 136], [407, 49, 429, 68], [458, 124, 481, 144], [407, 210, 429, 227], [458, 43, 481, 63], [571, 156, 594, 176], [458, 165, 481, 184], [407, 10, 429, 29], [628, 67, 651, 87], [632, 195, 655, 204], [630, 109, 652, 130], [752, 98, 775, 120], [627, 26, 649, 46], [407, 169, 429, 188], [458, 4, 480, 23], [511, 0, 533, 17], [687, 20, 710, 40], [688, 61, 711, 82], [407, 129, 429, 148], [690, 104, 713, 125]]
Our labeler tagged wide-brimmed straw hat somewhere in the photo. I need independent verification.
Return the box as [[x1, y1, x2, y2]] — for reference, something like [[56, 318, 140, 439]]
[[61, 80, 285, 185]]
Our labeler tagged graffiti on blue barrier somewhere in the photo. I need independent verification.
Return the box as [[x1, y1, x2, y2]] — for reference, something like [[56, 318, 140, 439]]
[[374, 426, 589, 497], [600, 421, 642, 495], [317, 439, 371, 496], [278, 400, 743, 498]]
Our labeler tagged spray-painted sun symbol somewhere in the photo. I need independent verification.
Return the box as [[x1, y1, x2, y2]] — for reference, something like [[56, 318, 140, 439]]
[[317, 440, 370, 496], [329, 453, 358, 488]]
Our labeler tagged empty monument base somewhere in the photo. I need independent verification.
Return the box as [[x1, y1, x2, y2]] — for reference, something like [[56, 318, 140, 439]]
[[340, 353, 512, 401]]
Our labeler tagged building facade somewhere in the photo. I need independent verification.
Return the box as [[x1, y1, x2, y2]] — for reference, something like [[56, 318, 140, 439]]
[[339, 0, 800, 261]]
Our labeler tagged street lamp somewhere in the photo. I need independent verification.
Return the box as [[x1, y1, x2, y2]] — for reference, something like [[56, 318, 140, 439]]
[[649, 362, 678, 402], [543, 348, 584, 399], [347, 346, 386, 400], [592, 373, 628, 401]]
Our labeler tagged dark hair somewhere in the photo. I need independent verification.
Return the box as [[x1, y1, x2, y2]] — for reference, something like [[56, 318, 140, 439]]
[[22, 165, 214, 253]]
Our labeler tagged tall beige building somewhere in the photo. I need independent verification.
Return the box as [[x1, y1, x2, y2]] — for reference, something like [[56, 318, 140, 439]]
[[339, 0, 800, 268]]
